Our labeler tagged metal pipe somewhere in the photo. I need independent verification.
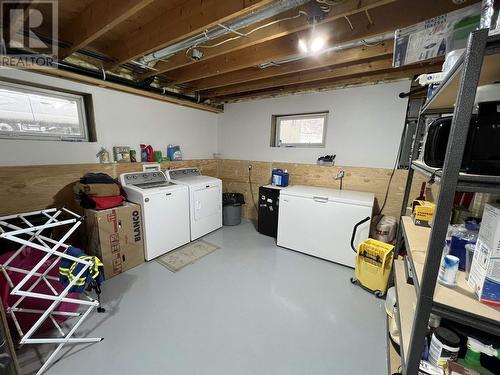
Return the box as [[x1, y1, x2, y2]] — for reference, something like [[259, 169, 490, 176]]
[[3, 47, 204, 103], [53, 61, 203, 103], [257, 32, 394, 69], [139, 0, 310, 64]]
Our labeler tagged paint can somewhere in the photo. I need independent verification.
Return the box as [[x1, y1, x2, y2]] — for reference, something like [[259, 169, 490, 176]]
[[428, 327, 460, 368]]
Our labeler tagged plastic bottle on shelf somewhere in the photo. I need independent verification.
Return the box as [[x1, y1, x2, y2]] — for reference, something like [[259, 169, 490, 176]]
[[428, 327, 460, 368]]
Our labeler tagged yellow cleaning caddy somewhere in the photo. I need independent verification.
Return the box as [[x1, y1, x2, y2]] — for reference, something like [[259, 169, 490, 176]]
[[350, 238, 395, 297]]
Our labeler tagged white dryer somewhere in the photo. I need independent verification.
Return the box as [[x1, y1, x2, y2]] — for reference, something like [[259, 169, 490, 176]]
[[165, 168, 222, 241], [120, 171, 190, 261]]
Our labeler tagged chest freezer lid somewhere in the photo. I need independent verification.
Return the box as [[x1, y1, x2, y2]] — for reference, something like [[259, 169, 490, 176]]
[[280, 185, 374, 207], [261, 184, 286, 190]]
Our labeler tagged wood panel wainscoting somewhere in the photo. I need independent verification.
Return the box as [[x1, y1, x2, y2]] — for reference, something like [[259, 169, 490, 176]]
[[0, 158, 429, 222], [0, 160, 218, 217], [219, 159, 430, 221]]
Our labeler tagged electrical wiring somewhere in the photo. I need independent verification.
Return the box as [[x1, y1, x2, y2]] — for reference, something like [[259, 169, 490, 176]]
[[376, 159, 398, 218], [375, 123, 405, 218], [360, 39, 384, 47], [316, 0, 345, 11], [365, 9, 373, 25], [217, 23, 246, 37], [344, 8, 384, 47], [344, 15, 354, 31], [185, 11, 308, 58], [248, 167, 258, 214], [316, 0, 345, 5]]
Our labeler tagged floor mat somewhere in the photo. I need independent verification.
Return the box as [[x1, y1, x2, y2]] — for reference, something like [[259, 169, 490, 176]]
[[155, 240, 219, 272]]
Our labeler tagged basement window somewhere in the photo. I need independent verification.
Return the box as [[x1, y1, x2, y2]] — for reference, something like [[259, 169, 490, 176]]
[[271, 112, 328, 148], [0, 81, 93, 142]]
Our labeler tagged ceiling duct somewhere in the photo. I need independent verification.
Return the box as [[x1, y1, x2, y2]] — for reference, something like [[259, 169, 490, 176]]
[[138, 0, 311, 65], [257, 32, 394, 69]]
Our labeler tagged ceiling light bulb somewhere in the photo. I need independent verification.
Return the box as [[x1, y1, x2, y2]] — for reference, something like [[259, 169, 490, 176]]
[[298, 39, 309, 54], [310, 36, 325, 53]]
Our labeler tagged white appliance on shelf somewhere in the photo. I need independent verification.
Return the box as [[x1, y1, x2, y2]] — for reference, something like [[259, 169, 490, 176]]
[[277, 185, 374, 268], [165, 167, 222, 241], [120, 171, 190, 261]]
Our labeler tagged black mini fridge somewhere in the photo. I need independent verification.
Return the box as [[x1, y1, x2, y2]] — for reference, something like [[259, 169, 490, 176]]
[[258, 185, 282, 238]]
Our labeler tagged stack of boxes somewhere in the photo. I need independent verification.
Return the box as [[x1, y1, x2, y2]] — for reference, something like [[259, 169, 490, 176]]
[[84, 202, 145, 279]]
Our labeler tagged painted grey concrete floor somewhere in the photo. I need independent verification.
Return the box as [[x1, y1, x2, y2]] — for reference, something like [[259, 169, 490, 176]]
[[18, 219, 388, 375]]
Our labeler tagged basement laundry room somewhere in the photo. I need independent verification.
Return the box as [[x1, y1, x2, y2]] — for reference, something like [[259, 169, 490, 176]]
[[1, 1, 500, 374]]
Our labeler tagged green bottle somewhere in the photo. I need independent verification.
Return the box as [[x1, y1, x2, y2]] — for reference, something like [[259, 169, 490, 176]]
[[456, 337, 499, 375]]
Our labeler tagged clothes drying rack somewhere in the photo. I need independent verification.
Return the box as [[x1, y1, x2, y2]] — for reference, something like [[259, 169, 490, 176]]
[[0, 207, 103, 375]]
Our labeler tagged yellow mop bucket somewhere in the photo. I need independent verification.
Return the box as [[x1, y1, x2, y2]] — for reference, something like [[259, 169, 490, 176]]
[[349, 218, 395, 297]]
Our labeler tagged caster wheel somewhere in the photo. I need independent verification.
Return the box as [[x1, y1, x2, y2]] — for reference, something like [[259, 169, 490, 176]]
[[374, 290, 385, 298], [350, 277, 358, 285]]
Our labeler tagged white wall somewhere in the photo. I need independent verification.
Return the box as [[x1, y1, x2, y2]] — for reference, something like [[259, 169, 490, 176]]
[[0, 69, 218, 166], [0, 69, 410, 169], [217, 80, 411, 168]]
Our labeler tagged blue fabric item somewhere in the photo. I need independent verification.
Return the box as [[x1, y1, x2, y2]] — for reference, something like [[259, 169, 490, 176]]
[[449, 236, 475, 271], [59, 246, 104, 293]]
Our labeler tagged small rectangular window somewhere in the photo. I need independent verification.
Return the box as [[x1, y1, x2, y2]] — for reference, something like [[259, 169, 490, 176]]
[[272, 112, 328, 148], [0, 81, 91, 141]]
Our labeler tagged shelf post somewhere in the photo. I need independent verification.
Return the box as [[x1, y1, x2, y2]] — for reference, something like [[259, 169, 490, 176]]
[[396, 114, 427, 256], [405, 29, 489, 374]]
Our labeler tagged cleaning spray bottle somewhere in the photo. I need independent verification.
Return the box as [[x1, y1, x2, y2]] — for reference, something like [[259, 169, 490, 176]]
[[456, 337, 499, 374]]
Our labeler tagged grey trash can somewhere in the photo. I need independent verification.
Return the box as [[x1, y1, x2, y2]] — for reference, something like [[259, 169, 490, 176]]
[[222, 193, 245, 226]]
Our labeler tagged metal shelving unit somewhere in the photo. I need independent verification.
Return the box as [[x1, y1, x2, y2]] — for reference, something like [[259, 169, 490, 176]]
[[393, 29, 500, 375]]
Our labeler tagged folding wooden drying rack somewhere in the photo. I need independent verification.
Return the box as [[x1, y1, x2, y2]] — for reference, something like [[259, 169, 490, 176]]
[[0, 207, 103, 375]]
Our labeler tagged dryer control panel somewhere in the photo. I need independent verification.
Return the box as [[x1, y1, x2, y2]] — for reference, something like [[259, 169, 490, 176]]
[[167, 168, 201, 180]]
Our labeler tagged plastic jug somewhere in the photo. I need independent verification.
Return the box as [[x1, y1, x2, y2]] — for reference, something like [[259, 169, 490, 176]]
[[140, 144, 154, 162], [271, 169, 289, 187]]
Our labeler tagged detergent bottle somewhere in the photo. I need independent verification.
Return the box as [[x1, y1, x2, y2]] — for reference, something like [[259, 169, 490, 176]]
[[140, 144, 155, 162]]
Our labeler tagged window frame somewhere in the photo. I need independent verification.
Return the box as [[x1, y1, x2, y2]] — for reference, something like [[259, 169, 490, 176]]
[[0, 80, 90, 142], [273, 111, 328, 148]]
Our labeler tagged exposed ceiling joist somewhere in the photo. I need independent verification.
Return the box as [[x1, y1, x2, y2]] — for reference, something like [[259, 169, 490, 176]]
[[218, 62, 442, 102], [188, 41, 394, 92], [105, 0, 275, 67], [201, 57, 396, 98], [162, 0, 472, 87], [12, 0, 476, 106], [59, 0, 155, 59], [139, 0, 396, 79], [165, 34, 302, 84]]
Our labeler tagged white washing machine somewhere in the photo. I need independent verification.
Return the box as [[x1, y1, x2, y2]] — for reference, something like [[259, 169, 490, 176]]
[[120, 171, 190, 260], [165, 168, 222, 241]]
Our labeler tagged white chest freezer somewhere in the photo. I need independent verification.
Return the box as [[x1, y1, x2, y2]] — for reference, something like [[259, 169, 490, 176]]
[[277, 185, 374, 268]]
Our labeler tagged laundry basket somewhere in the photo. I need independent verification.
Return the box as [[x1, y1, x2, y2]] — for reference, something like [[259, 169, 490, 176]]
[[350, 234, 394, 298]]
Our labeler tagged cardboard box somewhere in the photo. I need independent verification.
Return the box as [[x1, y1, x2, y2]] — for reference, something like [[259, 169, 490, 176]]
[[393, 3, 480, 67], [412, 200, 435, 227], [446, 361, 481, 375], [468, 203, 500, 307], [84, 202, 144, 279]]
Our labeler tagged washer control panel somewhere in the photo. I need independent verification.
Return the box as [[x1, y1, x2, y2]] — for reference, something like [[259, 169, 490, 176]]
[[167, 168, 201, 180], [121, 171, 169, 188]]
